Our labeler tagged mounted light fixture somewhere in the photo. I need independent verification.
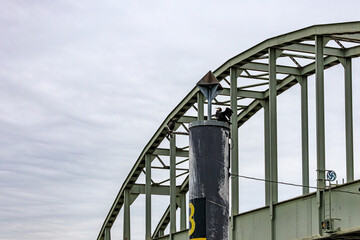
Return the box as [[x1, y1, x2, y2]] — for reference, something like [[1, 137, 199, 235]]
[[196, 71, 223, 119]]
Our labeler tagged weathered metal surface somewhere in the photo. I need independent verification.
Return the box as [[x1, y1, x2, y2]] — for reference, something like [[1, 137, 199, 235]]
[[235, 180, 360, 240], [155, 180, 360, 240], [189, 120, 230, 240], [230, 67, 239, 240], [197, 71, 223, 118]]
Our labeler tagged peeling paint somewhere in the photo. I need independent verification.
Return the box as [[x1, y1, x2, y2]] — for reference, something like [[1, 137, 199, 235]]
[[189, 121, 230, 240]]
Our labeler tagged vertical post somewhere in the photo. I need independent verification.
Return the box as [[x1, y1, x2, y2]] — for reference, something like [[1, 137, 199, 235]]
[[170, 135, 177, 234], [145, 154, 152, 240], [230, 67, 239, 238], [197, 92, 205, 121], [268, 48, 278, 204], [344, 58, 354, 182], [189, 121, 230, 240], [268, 47, 278, 240], [124, 189, 131, 240], [262, 100, 271, 205], [300, 76, 310, 194], [104, 227, 111, 240], [208, 89, 212, 119], [315, 35, 325, 235], [180, 192, 187, 230]]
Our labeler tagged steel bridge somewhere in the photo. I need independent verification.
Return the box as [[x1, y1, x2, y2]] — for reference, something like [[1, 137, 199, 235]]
[[97, 22, 360, 240]]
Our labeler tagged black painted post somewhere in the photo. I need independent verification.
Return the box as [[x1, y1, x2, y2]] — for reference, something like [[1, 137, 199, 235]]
[[189, 120, 230, 240]]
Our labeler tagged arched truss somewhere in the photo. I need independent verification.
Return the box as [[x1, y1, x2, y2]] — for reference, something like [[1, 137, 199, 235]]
[[97, 21, 360, 240]]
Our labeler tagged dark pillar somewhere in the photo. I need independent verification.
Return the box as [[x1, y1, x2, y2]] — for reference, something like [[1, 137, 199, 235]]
[[189, 120, 230, 240]]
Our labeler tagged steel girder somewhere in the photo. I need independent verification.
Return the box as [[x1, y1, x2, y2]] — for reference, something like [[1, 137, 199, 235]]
[[97, 21, 360, 240]]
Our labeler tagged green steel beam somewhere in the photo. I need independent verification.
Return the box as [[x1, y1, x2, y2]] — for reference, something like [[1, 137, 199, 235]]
[[197, 92, 204, 121], [151, 166, 188, 171], [237, 100, 262, 126], [299, 76, 309, 195], [230, 67, 239, 240], [269, 48, 278, 240], [221, 88, 265, 99], [129, 193, 139, 205], [300, 56, 339, 75], [238, 74, 272, 81], [269, 48, 278, 204], [237, 90, 265, 99], [260, 100, 270, 206], [315, 35, 325, 236], [280, 43, 344, 57], [332, 33, 360, 42], [180, 176, 189, 192], [104, 228, 111, 240], [153, 148, 189, 158], [239, 62, 301, 75], [280, 52, 316, 60], [124, 189, 130, 240], [238, 82, 269, 90], [341, 58, 354, 182], [131, 184, 180, 195], [178, 116, 197, 123], [153, 206, 171, 238], [180, 193, 187, 231], [170, 135, 177, 234], [344, 45, 360, 58], [145, 154, 151, 240]]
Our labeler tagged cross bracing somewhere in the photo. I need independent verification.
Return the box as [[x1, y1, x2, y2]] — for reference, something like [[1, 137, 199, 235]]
[[97, 21, 360, 240]]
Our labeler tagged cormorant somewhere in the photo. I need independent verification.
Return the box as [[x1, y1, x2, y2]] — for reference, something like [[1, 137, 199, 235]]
[[166, 118, 175, 137], [215, 107, 233, 123]]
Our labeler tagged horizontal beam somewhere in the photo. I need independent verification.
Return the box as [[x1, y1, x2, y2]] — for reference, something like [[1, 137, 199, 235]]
[[151, 166, 188, 171], [345, 45, 360, 58], [131, 184, 180, 196], [239, 62, 301, 75], [280, 43, 344, 57], [153, 148, 189, 157], [238, 90, 265, 99], [221, 88, 265, 99], [178, 116, 197, 123], [279, 52, 315, 60], [238, 82, 269, 90], [332, 33, 360, 43]]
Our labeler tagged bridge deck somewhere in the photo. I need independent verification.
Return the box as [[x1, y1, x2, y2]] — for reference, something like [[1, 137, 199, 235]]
[[155, 180, 360, 240]]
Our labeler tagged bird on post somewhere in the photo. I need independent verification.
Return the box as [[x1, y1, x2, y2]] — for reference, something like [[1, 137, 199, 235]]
[[215, 107, 233, 124], [166, 118, 175, 137]]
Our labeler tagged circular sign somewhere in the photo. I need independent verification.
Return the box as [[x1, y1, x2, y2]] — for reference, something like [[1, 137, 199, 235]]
[[326, 170, 337, 181]]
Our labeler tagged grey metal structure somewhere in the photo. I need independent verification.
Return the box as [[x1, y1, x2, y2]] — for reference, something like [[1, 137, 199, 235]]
[[97, 22, 360, 240]]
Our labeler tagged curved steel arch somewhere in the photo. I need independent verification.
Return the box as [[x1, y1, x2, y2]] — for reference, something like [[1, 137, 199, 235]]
[[97, 21, 360, 240]]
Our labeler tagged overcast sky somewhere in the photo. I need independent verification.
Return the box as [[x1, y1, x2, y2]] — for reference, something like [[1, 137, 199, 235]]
[[1, 1, 360, 240]]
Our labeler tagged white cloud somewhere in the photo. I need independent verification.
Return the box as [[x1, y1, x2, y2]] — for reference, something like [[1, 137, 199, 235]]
[[1, 0, 360, 239]]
